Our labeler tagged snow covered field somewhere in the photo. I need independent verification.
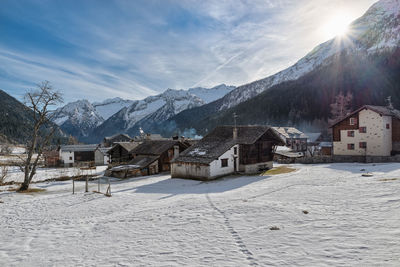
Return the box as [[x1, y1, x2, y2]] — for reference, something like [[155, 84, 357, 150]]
[[1, 163, 399, 266], [1, 166, 108, 183]]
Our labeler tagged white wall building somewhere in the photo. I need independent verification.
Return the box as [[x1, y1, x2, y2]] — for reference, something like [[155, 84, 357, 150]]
[[331, 105, 400, 157], [171, 126, 284, 180]]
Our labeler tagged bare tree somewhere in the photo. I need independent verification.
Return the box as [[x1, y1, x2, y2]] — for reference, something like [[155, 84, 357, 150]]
[[0, 165, 8, 185], [0, 144, 12, 155], [18, 81, 63, 191], [329, 91, 353, 124]]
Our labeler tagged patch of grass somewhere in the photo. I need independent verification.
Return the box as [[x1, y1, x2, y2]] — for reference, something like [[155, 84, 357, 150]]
[[17, 188, 46, 194], [262, 166, 296, 176], [269, 226, 280, 230], [302, 210, 309, 214], [379, 178, 399, 182]]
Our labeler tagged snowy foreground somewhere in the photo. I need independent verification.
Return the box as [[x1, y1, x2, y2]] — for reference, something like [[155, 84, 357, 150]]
[[1, 166, 108, 184], [1, 163, 400, 266]]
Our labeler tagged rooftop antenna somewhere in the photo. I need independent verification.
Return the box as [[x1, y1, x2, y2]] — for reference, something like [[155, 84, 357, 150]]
[[233, 112, 238, 128], [386, 96, 394, 110]]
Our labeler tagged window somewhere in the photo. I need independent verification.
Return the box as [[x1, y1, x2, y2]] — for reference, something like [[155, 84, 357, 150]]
[[347, 131, 355, 137], [347, 144, 355, 150], [359, 142, 367, 149], [221, 158, 228, 168], [386, 123, 390, 129], [349, 117, 357, 125], [69, 156, 72, 160], [234, 147, 237, 155], [359, 127, 367, 133]]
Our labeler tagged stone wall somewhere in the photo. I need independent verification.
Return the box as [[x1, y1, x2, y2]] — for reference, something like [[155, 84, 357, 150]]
[[276, 155, 400, 164]]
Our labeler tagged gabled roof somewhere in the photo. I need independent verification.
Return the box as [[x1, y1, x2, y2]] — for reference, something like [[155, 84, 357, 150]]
[[130, 140, 185, 156], [127, 155, 159, 169], [95, 147, 111, 155], [109, 142, 141, 153], [60, 144, 98, 152], [330, 105, 400, 127], [272, 127, 308, 139], [174, 125, 285, 164]]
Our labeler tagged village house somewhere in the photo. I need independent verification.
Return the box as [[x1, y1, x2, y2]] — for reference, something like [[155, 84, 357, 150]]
[[94, 147, 111, 166], [272, 127, 308, 152], [171, 125, 285, 180], [43, 150, 61, 167], [330, 105, 400, 156], [59, 144, 98, 167], [107, 140, 191, 178], [107, 142, 141, 163], [102, 133, 132, 147]]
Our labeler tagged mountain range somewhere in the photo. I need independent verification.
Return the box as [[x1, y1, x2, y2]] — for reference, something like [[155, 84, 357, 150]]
[[51, 84, 235, 142], [1, 0, 399, 144], [150, 0, 400, 137]]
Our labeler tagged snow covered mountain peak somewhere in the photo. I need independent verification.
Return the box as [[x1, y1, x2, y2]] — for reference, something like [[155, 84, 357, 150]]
[[51, 99, 104, 138], [93, 97, 134, 120], [218, 0, 400, 110]]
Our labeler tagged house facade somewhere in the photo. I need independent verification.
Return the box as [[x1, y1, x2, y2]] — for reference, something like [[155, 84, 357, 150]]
[[171, 126, 285, 180], [331, 105, 400, 156], [272, 127, 308, 152], [59, 144, 98, 167], [94, 147, 111, 165]]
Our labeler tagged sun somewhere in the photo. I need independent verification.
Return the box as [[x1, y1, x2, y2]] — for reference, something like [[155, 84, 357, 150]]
[[322, 13, 353, 40]]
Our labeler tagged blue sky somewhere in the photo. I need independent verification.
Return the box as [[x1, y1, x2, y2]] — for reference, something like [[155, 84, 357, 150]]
[[0, 0, 377, 103]]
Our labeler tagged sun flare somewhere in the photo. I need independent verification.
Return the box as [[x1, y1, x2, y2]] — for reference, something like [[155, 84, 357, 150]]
[[323, 13, 353, 39]]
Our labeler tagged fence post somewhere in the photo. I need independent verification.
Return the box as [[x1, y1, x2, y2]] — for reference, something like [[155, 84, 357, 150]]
[[72, 179, 75, 194], [98, 177, 100, 192], [85, 176, 88, 193]]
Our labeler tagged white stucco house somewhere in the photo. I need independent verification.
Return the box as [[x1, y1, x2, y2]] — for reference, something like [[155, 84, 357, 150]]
[[171, 125, 285, 180], [59, 144, 98, 167], [330, 105, 400, 156]]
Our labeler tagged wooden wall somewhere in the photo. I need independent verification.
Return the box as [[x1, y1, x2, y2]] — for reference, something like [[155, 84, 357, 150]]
[[332, 113, 359, 142]]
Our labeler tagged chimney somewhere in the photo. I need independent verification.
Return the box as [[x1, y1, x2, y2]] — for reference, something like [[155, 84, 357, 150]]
[[233, 112, 238, 140], [173, 145, 180, 159], [233, 127, 238, 140]]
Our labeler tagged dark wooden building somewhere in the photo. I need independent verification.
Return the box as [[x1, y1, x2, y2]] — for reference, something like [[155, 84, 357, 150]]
[[108, 142, 141, 164], [130, 140, 191, 172], [171, 126, 285, 180], [102, 134, 132, 147]]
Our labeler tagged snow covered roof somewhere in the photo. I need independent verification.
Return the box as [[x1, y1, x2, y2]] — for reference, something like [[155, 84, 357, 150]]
[[174, 125, 285, 164], [60, 144, 98, 152], [272, 127, 308, 139]]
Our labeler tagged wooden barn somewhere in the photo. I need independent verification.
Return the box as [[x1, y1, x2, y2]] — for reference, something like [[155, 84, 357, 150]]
[[108, 142, 141, 164], [130, 140, 191, 172], [171, 126, 285, 180], [107, 156, 159, 178]]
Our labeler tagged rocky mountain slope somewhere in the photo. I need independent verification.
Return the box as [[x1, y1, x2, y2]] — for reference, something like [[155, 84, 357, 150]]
[[52, 100, 105, 140], [92, 97, 135, 120], [0, 89, 67, 144], [156, 0, 400, 136], [54, 84, 234, 142]]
